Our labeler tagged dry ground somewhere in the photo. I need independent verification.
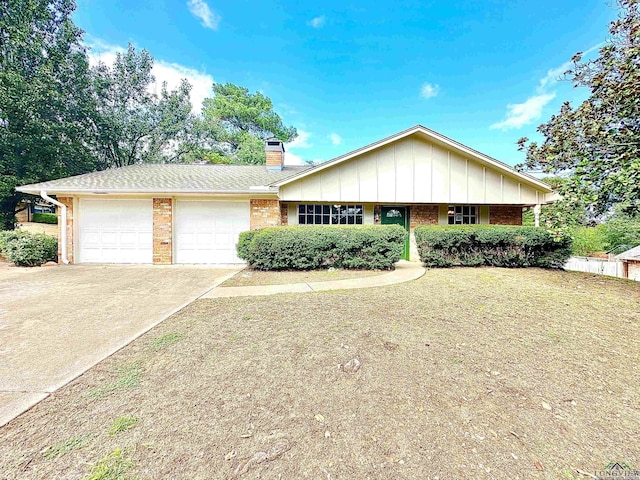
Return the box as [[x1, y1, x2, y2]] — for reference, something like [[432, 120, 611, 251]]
[[221, 268, 382, 287], [1, 268, 639, 480], [16, 222, 58, 237]]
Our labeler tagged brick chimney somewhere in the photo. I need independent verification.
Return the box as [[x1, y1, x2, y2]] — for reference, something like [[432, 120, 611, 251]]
[[265, 139, 285, 171]]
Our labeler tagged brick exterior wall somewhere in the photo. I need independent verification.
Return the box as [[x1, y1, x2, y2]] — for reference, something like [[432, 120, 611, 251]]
[[280, 202, 288, 225], [489, 205, 522, 225], [250, 199, 281, 229], [266, 150, 283, 169], [15, 202, 30, 223], [628, 260, 640, 281], [410, 205, 439, 230], [57, 197, 74, 264], [153, 198, 172, 265]]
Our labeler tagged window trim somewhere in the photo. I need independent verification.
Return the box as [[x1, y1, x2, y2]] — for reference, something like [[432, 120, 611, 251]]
[[447, 205, 478, 225], [297, 203, 364, 225]]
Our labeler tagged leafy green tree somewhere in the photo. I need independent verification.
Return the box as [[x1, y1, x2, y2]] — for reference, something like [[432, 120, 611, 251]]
[[0, 0, 100, 229], [602, 205, 640, 249], [517, 0, 640, 217], [91, 44, 196, 167], [199, 83, 297, 164]]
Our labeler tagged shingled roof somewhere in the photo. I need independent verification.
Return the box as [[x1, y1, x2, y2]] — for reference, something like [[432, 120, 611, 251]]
[[615, 245, 640, 261], [16, 164, 311, 195]]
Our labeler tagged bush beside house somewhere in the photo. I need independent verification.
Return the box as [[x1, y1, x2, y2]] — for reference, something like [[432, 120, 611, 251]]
[[32, 213, 58, 224], [237, 225, 406, 270], [0, 231, 58, 266], [414, 226, 572, 268]]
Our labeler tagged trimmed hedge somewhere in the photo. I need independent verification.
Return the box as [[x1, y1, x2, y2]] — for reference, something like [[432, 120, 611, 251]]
[[32, 213, 58, 224], [0, 230, 58, 266], [237, 225, 406, 270], [414, 225, 572, 269]]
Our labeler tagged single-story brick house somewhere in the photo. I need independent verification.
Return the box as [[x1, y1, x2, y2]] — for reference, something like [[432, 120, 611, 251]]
[[615, 245, 640, 281], [16, 125, 556, 265]]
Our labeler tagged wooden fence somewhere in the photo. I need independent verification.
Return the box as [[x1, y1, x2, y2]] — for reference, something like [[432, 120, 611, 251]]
[[564, 256, 625, 278]]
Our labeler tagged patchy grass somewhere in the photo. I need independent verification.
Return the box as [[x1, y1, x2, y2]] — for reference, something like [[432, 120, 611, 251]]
[[108, 417, 138, 436], [148, 332, 185, 351], [1, 268, 639, 479], [88, 361, 143, 399], [221, 267, 382, 287], [85, 448, 134, 480], [43, 435, 92, 458]]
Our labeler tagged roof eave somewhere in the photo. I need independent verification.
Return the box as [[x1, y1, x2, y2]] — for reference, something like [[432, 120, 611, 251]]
[[15, 187, 278, 196]]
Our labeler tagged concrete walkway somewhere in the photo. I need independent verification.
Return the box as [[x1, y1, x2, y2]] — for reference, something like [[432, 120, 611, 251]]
[[203, 261, 425, 298]]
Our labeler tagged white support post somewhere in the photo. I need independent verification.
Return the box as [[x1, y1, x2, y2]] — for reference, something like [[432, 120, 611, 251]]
[[533, 204, 541, 228]]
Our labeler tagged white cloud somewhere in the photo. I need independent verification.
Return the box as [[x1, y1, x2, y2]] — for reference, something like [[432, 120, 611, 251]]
[[490, 93, 556, 130], [420, 82, 439, 99], [308, 16, 326, 28], [537, 43, 603, 92], [537, 61, 572, 92], [85, 37, 124, 66], [328, 133, 342, 145], [187, 0, 221, 30], [152, 61, 214, 113], [85, 38, 214, 113], [284, 151, 306, 166], [287, 129, 311, 149], [491, 42, 604, 131], [284, 129, 312, 165]]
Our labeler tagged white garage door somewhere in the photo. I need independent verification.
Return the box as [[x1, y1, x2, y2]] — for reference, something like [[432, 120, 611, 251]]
[[175, 200, 250, 264], [78, 199, 153, 264]]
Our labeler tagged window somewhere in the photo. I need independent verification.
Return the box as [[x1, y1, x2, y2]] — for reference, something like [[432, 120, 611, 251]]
[[448, 205, 477, 225], [298, 204, 363, 225]]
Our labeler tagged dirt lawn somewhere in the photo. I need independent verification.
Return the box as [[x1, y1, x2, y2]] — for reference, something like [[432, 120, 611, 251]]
[[16, 222, 58, 237], [221, 268, 382, 287], [1, 268, 639, 479]]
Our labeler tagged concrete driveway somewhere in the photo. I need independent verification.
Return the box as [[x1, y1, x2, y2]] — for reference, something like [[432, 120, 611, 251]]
[[0, 264, 240, 427]]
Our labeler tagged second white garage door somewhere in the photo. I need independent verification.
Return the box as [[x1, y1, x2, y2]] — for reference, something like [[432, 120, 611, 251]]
[[175, 200, 250, 264]]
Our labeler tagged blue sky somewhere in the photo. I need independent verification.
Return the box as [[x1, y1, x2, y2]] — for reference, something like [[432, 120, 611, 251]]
[[75, 0, 617, 166]]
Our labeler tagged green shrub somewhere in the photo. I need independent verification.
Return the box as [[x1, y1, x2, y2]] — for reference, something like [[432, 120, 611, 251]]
[[237, 225, 406, 270], [236, 230, 257, 261], [0, 230, 30, 253], [32, 212, 58, 224], [414, 225, 572, 269], [569, 226, 607, 256], [602, 215, 640, 250], [0, 230, 57, 266]]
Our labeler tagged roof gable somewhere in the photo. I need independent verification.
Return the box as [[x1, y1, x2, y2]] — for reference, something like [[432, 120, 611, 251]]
[[277, 126, 554, 205], [274, 125, 552, 193]]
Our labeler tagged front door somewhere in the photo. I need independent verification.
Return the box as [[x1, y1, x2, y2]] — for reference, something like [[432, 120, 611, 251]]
[[381, 206, 410, 260]]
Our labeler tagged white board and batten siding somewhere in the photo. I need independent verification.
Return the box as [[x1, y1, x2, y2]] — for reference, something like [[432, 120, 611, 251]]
[[174, 200, 250, 264], [78, 198, 153, 264], [279, 135, 548, 205]]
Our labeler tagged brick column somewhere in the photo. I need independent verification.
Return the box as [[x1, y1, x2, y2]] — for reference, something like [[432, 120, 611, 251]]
[[280, 202, 288, 225], [57, 197, 74, 264], [153, 198, 173, 264], [489, 206, 523, 225], [250, 199, 281, 229]]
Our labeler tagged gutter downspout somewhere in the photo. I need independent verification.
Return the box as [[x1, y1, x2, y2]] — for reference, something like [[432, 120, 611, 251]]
[[40, 191, 69, 264]]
